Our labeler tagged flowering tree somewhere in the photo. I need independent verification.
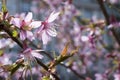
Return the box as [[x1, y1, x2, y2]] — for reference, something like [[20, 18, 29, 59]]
[[0, 0, 120, 80]]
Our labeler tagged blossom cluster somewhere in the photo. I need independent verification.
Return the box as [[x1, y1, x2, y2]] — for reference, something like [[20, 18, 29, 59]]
[[1, 0, 120, 80]]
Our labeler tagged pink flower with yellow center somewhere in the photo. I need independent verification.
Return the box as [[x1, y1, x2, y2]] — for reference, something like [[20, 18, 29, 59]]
[[11, 12, 41, 41]]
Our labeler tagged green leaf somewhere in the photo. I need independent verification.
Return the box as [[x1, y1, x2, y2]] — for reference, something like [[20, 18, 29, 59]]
[[10, 64, 22, 75], [2, 4, 7, 13], [0, 50, 3, 56], [12, 30, 18, 37], [1, 64, 14, 71], [1, 0, 7, 13], [42, 76, 50, 80], [60, 42, 69, 57]]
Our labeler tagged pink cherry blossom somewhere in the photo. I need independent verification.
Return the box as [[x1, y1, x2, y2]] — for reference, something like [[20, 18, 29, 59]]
[[11, 12, 41, 41], [21, 48, 43, 60], [36, 11, 60, 45]]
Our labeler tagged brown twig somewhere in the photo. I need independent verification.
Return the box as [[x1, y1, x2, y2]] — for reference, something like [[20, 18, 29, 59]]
[[35, 58, 60, 80], [40, 51, 85, 80], [0, 23, 23, 48]]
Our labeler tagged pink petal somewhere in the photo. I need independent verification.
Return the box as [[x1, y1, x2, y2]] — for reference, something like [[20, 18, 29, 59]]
[[47, 11, 60, 23], [26, 31, 35, 41], [36, 25, 44, 34], [31, 51, 43, 59], [81, 36, 89, 42], [23, 48, 31, 54], [42, 31, 50, 45], [24, 12, 33, 22], [20, 13, 26, 19], [20, 30, 26, 40], [29, 21, 41, 28], [46, 27, 57, 37], [12, 18, 21, 28]]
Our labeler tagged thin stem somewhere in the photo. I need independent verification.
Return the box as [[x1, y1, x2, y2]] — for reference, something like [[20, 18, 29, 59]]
[[40, 51, 86, 80], [35, 58, 60, 80], [29, 60, 33, 80], [97, 0, 109, 25], [0, 22, 60, 80], [60, 63, 85, 80]]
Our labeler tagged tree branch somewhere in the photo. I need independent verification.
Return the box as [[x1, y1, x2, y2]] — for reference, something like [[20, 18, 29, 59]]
[[35, 58, 60, 80], [40, 51, 85, 80], [0, 22, 60, 80], [0, 23, 23, 48]]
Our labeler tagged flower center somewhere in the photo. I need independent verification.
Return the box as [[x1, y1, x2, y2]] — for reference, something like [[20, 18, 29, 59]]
[[42, 21, 48, 30], [21, 20, 32, 30]]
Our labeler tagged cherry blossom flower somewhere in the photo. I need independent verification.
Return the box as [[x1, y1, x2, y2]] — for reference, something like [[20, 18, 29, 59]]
[[21, 48, 43, 61], [11, 12, 41, 41], [36, 11, 60, 45]]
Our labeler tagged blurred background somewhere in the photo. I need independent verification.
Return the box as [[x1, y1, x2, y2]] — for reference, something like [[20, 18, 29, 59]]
[[0, 0, 120, 80], [6, 0, 104, 18]]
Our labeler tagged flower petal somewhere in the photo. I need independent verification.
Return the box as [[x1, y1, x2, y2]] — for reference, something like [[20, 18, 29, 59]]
[[23, 48, 31, 54], [47, 11, 60, 23], [11, 18, 21, 28], [36, 25, 44, 34], [42, 31, 50, 45], [26, 31, 35, 41], [24, 12, 33, 22], [47, 27, 57, 37], [20, 30, 26, 40], [29, 21, 41, 28], [31, 51, 43, 59]]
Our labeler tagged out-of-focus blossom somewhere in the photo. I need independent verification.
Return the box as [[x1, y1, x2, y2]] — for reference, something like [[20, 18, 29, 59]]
[[114, 74, 120, 80], [95, 73, 108, 80], [0, 38, 16, 48], [81, 36, 89, 42], [108, 15, 120, 29], [0, 54, 12, 78], [81, 31, 96, 48], [95, 73, 103, 80], [21, 48, 43, 61], [11, 12, 41, 41], [0, 54, 12, 66], [31, 1, 40, 14], [36, 11, 60, 45], [109, 0, 119, 4]]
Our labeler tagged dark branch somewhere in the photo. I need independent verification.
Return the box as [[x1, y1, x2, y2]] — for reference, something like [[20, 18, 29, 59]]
[[40, 51, 86, 80], [0, 23, 23, 48], [35, 58, 60, 80], [97, 0, 109, 25], [0, 22, 60, 80]]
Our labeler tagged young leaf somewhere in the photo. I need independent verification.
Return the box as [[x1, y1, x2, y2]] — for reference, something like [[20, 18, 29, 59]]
[[12, 30, 18, 37], [42, 76, 50, 80], [1, 0, 7, 13], [1, 64, 14, 71], [0, 49, 3, 56], [61, 42, 70, 56], [70, 46, 80, 55]]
